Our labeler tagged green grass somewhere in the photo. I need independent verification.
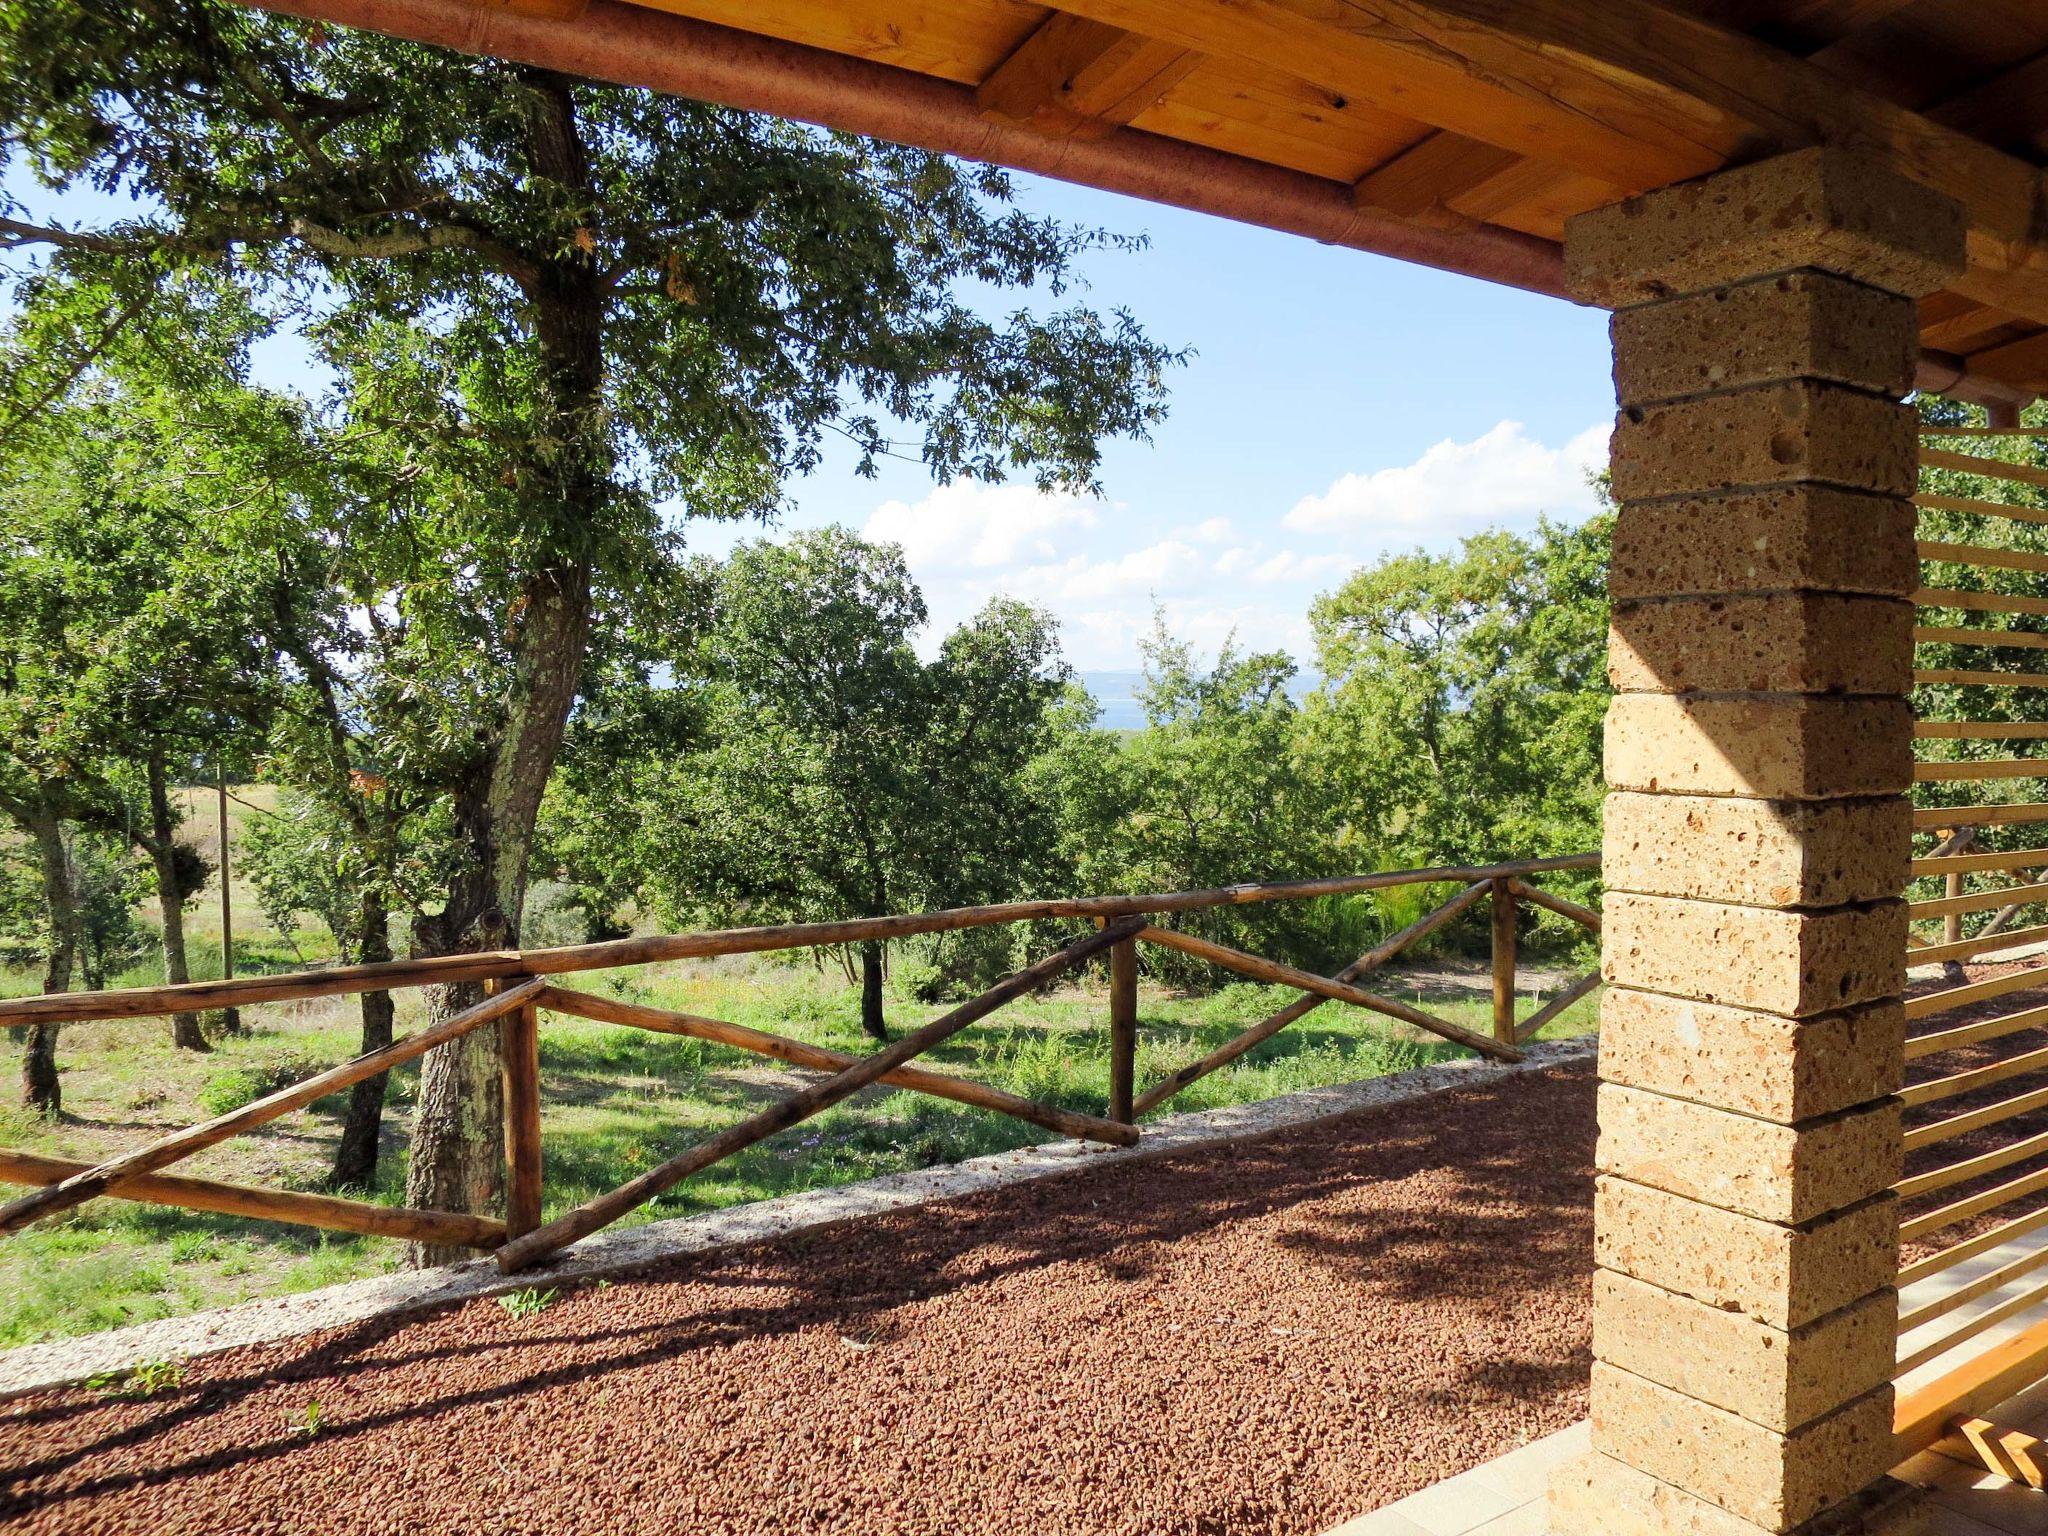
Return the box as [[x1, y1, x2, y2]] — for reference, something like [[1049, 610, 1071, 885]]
[[1, 921, 1597, 1350]]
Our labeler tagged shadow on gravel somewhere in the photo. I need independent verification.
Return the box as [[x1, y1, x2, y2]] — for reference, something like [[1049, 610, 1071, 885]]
[[1, 1063, 1598, 1535]]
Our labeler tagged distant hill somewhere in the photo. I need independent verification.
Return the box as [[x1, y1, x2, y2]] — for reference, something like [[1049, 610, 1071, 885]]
[[1077, 670, 1317, 732]]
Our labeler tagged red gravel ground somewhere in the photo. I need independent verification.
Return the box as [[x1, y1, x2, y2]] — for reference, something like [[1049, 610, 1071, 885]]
[[0, 1062, 1596, 1536]]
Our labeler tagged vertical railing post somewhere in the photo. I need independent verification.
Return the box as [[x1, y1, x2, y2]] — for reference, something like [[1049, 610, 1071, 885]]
[[501, 990, 544, 1239], [1489, 878, 1517, 1048], [1109, 933, 1138, 1124]]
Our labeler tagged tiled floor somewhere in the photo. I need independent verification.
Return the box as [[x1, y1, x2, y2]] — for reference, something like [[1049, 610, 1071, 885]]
[[1327, 1418, 2048, 1536]]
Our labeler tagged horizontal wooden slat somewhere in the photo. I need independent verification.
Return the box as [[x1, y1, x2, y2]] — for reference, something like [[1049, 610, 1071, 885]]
[[1911, 921, 2048, 966], [1918, 722, 2048, 740], [1899, 1201, 2048, 1286], [1895, 1316, 2048, 1460], [1921, 541, 2048, 577], [1915, 759, 2048, 783], [1917, 493, 2048, 529], [1904, 1079, 2048, 1152], [1919, 588, 2048, 621], [0, 854, 1602, 1028], [1902, 1040, 2048, 1108], [1909, 965, 2048, 1023], [1915, 847, 2048, 878], [1907, 1001, 2048, 1060], [1913, 802, 2048, 829], [0, 1150, 506, 1248], [1919, 626, 2048, 653], [1924, 450, 2048, 492], [1913, 882, 2048, 920], [1895, 1275, 2048, 1380], [1899, 1125, 2048, 1199], [1903, 1162, 2048, 1243], [1919, 675, 2048, 704], [1902, 1234, 2048, 1333]]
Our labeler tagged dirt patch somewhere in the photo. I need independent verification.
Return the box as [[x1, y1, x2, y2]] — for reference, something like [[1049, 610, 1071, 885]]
[[0, 1064, 1597, 1536]]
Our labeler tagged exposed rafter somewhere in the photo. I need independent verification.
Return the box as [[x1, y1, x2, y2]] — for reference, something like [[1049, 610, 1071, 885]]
[[975, 14, 1198, 142]]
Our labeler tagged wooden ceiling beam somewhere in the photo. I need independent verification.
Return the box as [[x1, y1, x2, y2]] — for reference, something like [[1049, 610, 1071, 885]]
[[1030, 0, 1732, 193], [1326, 0, 2048, 323], [1962, 328, 2048, 391], [975, 13, 1199, 141], [1930, 50, 2048, 160], [1351, 132, 1523, 226]]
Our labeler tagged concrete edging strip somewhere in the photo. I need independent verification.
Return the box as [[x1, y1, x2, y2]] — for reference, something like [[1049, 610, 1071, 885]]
[[0, 1036, 1594, 1400]]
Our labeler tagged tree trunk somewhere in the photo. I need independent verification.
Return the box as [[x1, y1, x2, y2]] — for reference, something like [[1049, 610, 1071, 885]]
[[146, 751, 207, 1052], [22, 808, 79, 1115], [328, 889, 394, 1192], [859, 939, 888, 1042]]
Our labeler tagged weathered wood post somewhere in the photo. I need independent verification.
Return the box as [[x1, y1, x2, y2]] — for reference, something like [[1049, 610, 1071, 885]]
[[1490, 878, 1517, 1047], [501, 993, 544, 1239], [1109, 934, 1138, 1124], [1550, 148, 1963, 1536]]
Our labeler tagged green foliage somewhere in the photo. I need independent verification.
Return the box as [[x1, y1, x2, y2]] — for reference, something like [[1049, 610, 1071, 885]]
[[195, 1049, 324, 1117], [1911, 398, 2048, 935], [496, 1286, 558, 1319], [86, 1357, 186, 1399]]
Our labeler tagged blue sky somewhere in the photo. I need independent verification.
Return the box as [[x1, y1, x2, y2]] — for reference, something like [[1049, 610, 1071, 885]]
[[6, 162, 1618, 670], [721, 172, 1618, 668]]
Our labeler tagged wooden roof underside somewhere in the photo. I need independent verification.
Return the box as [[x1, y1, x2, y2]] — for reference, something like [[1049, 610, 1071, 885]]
[[296, 0, 2048, 399]]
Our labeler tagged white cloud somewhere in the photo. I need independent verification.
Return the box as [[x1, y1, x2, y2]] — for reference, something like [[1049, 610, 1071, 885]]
[[1178, 516, 1235, 545], [1283, 420, 1608, 538], [863, 481, 1102, 571], [1249, 549, 1355, 585]]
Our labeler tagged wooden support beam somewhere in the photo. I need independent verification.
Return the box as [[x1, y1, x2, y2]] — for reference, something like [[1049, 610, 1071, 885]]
[[1108, 933, 1138, 1124], [538, 985, 1138, 1147], [1352, 131, 1525, 227], [1130, 879, 1492, 1115], [1515, 970, 1600, 1045], [1948, 1417, 2048, 1490], [0, 978, 546, 1238], [1134, 923, 1521, 1062], [0, 1150, 506, 1249], [1506, 877, 1601, 931], [1489, 879, 1517, 1047], [496, 920, 1147, 1272], [0, 853, 1598, 1028], [976, 14, 1198, 140], [1896, 1313, 2048, 1460], [501, 993, 544, 1239]]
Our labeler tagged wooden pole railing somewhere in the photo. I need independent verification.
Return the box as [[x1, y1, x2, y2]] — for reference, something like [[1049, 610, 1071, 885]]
[[0, 853, 1600, 1268]]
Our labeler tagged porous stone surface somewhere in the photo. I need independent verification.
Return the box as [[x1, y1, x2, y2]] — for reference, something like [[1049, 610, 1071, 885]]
[[1594, 1176, 1897, 1329], [1611, 382, 1915, 503], [1609, 488, 1918, 601], [1595, 1084, 1900, 1224], [1590, 1363, 1896, 1530], [1551, 1454, 1927, 1536], [1611, 271, 1917, 407], [1605, 694, 1914, 800], [1593, 1272, 1896, 1433], [1602, 894, 1906, 1017], [1602, 793, 1909, 909], [1608, 593, 1913, 695], [1563, 146, 1966, 306], [1599, 990, 1904, 1122]]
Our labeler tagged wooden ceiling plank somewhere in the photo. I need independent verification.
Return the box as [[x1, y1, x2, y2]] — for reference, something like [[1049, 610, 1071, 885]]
[[1035, 0, 1730, 192], [1930, 49, 2048, 159], [976, 13, 1200, 140], [1355, 0, 2048, 322], [1351, 131, 1522, 220], [1965, 329, 2048, 391]]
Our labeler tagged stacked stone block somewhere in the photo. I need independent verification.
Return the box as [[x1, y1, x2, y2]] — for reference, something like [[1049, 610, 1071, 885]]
[[1549, 149, 1966, 1536]]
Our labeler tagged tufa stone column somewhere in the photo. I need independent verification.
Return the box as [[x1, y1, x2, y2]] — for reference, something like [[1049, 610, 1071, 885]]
[[1549, 148, 1965, 1536]]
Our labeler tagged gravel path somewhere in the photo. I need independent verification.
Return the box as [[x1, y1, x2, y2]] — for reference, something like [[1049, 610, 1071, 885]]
[[0, 1063, 1596, 1536]]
